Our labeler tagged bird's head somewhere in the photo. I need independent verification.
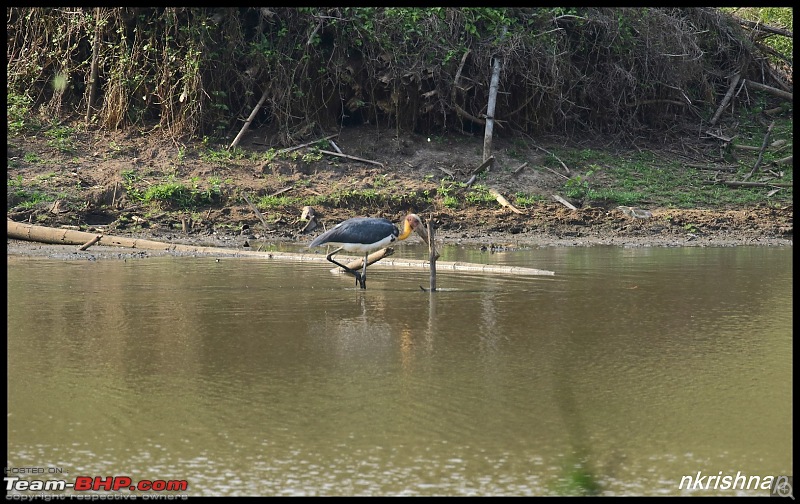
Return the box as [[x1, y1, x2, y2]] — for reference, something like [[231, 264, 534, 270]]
[[398, 213, 429, 243]]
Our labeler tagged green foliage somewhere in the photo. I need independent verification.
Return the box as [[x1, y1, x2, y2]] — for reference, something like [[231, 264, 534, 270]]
[[7, 92, 36, 135], [443, 195, 459, 209], [721, 7, 792, 60], [514, 192, 545, 206], [563, 170, 595, 200], [121, 170, 216, 209], [464, 184, 496, 205], [44, 124, 77, 153]]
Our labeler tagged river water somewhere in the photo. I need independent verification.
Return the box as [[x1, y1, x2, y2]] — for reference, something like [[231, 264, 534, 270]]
[[6, 244, 792, 496]]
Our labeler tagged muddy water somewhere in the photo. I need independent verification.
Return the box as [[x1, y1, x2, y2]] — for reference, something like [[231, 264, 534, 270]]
[[6, 245, 792, 496]]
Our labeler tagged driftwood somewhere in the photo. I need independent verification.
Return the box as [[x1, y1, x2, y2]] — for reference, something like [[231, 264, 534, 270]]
[[552, 194, 578, 210], [318, 149, 384, 168], [8, 221, 555, 277], [229, 88, 270, 149], [489, 188, 524, 214]]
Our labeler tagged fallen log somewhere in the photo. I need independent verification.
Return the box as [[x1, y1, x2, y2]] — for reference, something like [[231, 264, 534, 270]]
[[7, 221, 556, 276], [332, 247, 395, 275]]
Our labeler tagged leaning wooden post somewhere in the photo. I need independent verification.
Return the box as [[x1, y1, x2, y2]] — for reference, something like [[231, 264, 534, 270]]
[[229, 87, 269, 149]]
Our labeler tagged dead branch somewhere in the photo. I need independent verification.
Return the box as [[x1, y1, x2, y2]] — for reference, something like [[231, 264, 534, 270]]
[[242, 193, 269, 233], [543, 166, 570, 180], [318, 149, 384, 168], [744, 79, 793, 102], [709, 72, 741, 126], [525, 137, 570, 175], [512, 162, 528, 174], [276, 133, 338, 154], [229, 88, 270, 149], [704, 180, 793, 189], [437, 166, 455, 177], [734, 17, 793, 38], [452, 49, 486, 127], [743, 121, 774, 182], [270, 186, 293, 197], [328, 139, 343, 154], [465, 156, 495, 187]]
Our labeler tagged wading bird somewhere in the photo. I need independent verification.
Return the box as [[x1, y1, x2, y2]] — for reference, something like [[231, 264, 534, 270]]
[[309, 214, 428, 289]]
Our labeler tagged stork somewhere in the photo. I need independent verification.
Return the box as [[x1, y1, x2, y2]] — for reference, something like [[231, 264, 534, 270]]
[[309, 214, 428, 289]]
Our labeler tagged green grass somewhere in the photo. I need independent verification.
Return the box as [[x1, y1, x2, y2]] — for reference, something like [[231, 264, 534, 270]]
[[551, 113, 792, 208], [44, 124, 78, 153]]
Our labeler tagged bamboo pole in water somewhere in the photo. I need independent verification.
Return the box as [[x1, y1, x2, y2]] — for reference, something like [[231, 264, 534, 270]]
[[7, 221, 555, 276]]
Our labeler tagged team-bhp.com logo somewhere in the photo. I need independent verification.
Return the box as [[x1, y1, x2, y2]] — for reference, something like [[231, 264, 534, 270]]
[[5, 475, 188, 493]]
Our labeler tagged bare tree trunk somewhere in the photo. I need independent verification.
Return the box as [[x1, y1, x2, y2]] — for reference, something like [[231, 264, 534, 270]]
[[483, 55, 502, 162], [85, 7, 102, 124]]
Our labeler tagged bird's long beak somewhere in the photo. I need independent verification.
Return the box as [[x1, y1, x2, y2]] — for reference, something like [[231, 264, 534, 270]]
[[398, 218, 415, 241], [398, 216, 429, 244]]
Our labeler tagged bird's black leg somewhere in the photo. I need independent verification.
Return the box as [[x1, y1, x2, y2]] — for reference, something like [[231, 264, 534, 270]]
[[358, 252, 369, 289], [326, 247, 363, 286]]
